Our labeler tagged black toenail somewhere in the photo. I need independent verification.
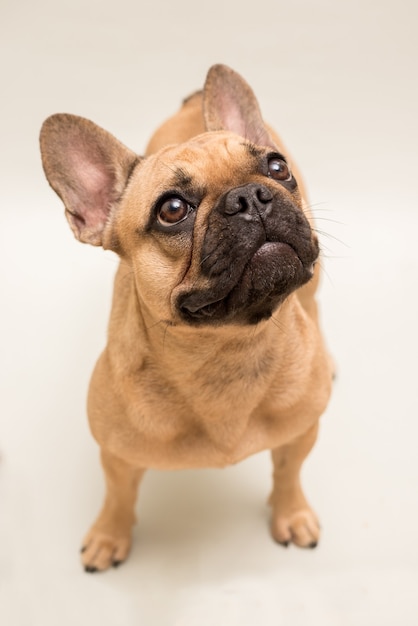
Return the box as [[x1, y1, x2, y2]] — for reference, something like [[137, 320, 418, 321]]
[[80, 546, 87, 553], [84, 565, 98, 573], [309, 541, 318, 549], [112, 560, 123, 568]]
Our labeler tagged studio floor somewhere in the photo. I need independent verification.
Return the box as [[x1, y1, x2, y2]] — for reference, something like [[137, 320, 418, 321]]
[[1, 1, 417, 624]]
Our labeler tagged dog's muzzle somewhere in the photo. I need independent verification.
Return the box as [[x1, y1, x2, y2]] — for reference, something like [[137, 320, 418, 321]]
[[178, 183, 318, 325]]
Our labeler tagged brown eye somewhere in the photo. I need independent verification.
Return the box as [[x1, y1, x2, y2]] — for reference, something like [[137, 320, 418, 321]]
[[157, 196, 192, 225], [268, 157, 291, 181]]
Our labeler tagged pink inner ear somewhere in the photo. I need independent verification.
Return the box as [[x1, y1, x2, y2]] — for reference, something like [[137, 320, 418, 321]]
[[218, 98, 248, 137], [212, 89, 275, 148], [67, 147, 113, 229]]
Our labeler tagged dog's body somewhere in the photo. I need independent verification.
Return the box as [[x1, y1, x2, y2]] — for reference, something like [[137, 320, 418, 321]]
[[40, 65, 333, 572]]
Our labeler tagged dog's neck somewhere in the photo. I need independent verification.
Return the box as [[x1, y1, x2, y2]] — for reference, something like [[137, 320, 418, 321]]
[[108, 261, 309, 376], [105, 261, 316, 442]]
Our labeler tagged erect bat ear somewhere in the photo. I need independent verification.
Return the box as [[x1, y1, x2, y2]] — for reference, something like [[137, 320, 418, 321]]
[[203, 64, 276, 149], [40, 114, 140, 246]]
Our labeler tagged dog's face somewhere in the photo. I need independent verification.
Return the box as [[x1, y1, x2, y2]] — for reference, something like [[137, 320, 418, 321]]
[[40, 65, 319, 327], [117, 133, 318, 326]]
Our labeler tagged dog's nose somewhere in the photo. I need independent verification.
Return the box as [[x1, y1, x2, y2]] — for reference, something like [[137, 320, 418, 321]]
[[222, 183, 273, 217]]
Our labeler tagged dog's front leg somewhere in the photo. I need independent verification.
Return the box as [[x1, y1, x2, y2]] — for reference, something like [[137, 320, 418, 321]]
[[269, 423, 320, 548], [81, 449, 145, 572]]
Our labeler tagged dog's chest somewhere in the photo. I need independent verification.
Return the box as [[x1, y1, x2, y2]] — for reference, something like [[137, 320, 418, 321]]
[[102, 353, 311, 469]]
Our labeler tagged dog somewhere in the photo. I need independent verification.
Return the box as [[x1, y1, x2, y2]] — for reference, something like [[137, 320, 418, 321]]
[[40, 64, 333, 572]]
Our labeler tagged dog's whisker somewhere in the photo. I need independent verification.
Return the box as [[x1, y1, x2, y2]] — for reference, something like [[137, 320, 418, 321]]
[[318, 242, 351, 261], [312, 216, 346, 226], [304, 201, 330, 211], [270, 314, 290, 336], [317, 259, 335, 288], [200, 252, 214, 267], [162, 321, 170, 353], [314, 228, 349, 248], [144, 318, 166, 331], [317, 240, 338, 257]]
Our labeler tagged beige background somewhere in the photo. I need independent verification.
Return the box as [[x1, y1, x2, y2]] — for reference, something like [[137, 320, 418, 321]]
[[1, 0, 417, 624]]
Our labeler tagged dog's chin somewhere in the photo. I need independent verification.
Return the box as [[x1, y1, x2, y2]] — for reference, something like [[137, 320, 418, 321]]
[[177, 242, 314, 326]]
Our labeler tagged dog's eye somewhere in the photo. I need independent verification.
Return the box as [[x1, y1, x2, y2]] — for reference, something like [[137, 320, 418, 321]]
[[267, 157, 291, 182], [157, 196, 192, 225]]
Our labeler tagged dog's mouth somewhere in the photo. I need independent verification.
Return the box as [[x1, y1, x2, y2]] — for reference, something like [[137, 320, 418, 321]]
[[178, 241, 315, 325]]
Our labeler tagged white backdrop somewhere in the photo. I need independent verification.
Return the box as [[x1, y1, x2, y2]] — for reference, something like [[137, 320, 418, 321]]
[[1, 1, 417, 624]]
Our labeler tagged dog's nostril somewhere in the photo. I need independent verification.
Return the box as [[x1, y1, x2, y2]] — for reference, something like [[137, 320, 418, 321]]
[[223, 184, 272, 217], [237, 196, 249, 212], [256, 187, 273, 204], [224, 195, 248, 215]]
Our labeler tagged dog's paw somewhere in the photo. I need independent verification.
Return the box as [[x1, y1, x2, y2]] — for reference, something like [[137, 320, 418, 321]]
[[80, 529, 131, 573], [270, 508, 320, 549]]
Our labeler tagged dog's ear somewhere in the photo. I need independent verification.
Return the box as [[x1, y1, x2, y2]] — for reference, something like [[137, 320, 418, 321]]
[[40, 114, 139, 246], [203, 64, 276, 148]]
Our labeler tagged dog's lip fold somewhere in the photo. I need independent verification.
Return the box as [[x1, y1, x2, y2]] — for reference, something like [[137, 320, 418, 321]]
[[179, 293, 226, 318], [180, 299, 218, 315], [178, 241, 310, 323]]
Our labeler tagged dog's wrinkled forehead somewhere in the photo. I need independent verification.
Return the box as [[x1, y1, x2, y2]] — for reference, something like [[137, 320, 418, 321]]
[[144, 132, 268, 200]]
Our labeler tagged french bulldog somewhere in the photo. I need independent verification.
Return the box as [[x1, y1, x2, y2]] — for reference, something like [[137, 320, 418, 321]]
[[40, 64, 333, 572]]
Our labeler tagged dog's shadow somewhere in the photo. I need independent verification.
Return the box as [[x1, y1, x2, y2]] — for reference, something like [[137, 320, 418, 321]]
[[77, 446, 323, 591], [127, 456, 279, 581]]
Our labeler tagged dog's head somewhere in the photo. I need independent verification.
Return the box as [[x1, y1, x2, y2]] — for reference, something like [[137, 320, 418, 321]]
[[40, 64, 319, 326]]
